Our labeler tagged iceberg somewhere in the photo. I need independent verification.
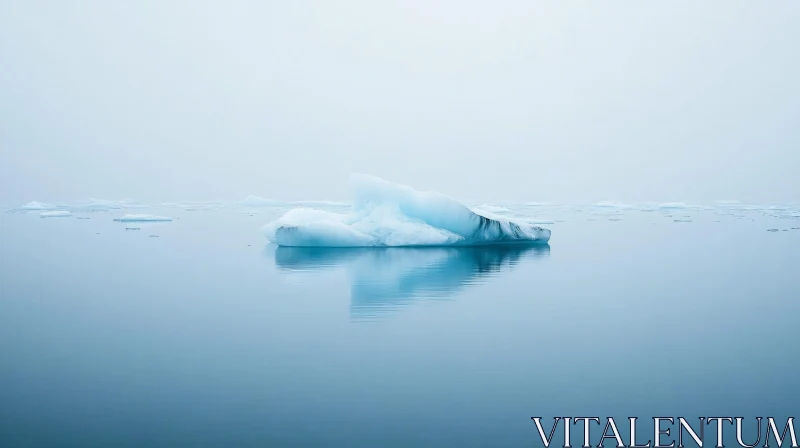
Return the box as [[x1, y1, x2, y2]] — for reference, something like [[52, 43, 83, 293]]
[[113, 214, 173, 222], [40, 210, 72, 218], [262, 174, 551, 247]]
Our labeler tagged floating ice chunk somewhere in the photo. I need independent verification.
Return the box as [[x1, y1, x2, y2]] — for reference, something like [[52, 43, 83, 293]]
[[659, 202, 688, 209], [161, 201, 224, 211], [262, 175, 551, 247], [76, 198, 147, 211], [594, 201, 632, 209], [658, 202, 705, 210], [40, 210, 72, 218], [240, 195, 349, 208], [113, 214, 173, 222], [22, 201, 58, 210]]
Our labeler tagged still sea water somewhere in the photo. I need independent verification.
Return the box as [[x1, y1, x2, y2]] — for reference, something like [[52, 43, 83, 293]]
[[1, 205, 798, 447]]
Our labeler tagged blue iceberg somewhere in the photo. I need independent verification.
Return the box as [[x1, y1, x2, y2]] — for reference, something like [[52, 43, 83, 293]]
[[262, 174, 551, 247]]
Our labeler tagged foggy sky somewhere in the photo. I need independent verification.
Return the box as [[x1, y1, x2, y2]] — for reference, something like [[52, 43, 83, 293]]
[[1, 1, 798, 205]]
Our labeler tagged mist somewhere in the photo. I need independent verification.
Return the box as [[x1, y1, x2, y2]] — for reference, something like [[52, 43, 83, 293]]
[[1, 0, 798, 205]]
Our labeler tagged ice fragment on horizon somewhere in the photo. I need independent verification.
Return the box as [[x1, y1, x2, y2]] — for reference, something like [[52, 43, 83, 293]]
[[22, 201, 58, 210], [594, 201, 632, 209], [40, 210, 72, 218], [239, 195, 349, 208], [114, 214, 173, 222], [74, 198, 147, 211]]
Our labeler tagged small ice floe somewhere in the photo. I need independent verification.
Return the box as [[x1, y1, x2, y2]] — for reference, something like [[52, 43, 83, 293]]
[[149, 235, 159, 238], [22, 201, 58, 211], [767, 229, 779, 232], [608, 218, 621, 221], [239, 195, 348, 209], [40, 211, 72, 218], [77, 217, 90, 220], [161, 201, 224, 211], [114, 214, 173, 222], [659, 202, 690, 210], [125, 227, 141, 231], [674, 218, 692, 223], [73, 198, 148, 212], [594, 201, 632, 209]]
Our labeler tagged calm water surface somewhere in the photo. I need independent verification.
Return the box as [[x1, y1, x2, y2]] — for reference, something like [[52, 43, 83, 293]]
[[1, 207, 798, 447]]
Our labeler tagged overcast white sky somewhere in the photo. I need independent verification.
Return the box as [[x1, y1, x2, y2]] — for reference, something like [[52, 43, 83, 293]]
[[1, 1, 798, 205]]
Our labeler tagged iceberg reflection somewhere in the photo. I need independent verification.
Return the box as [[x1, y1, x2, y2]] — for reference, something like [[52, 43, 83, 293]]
[[274, 244, 550, 319]]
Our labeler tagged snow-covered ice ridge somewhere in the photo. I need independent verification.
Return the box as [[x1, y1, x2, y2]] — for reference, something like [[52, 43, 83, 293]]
[[262, 174, 552, 247]]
